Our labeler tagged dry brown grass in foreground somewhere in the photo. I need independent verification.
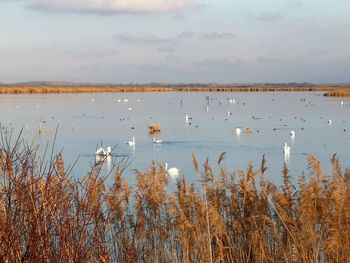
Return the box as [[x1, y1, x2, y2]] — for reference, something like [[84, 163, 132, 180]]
[[0, 84, 335, 94], [324, 87, 350, 97], [1, 132, 350, 262]]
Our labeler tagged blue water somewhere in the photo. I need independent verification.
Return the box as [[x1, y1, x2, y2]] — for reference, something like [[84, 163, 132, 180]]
[[1, 91, 349, 188]]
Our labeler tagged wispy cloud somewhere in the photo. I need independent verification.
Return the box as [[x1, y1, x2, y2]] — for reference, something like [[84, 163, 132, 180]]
[[30, 0, 203, 14], [199, 31, 236, 40], [256, 11, 284, 22], [63, 48, 119, 59], [116, 32, 176, 44], [194, 57, 244, 69], [177, 30, 196, 38]]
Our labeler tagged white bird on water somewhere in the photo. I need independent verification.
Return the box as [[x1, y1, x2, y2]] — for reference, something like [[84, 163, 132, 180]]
[[95, 146, 111, 156], [283, 142, 290, 155], [236, 128, 241, 136], [328, 120, 332, 125], [165, 162, 179, 177], [290, 130, 295, 137], [153, 138, 162, 144], [128, 136, 135, 146], [185, 114, 192, 123]]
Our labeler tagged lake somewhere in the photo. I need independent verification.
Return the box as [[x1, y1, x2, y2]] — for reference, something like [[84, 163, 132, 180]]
[[1, 91, 349, 187]]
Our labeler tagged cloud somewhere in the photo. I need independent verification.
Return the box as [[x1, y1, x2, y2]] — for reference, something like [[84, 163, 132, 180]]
[[256, 12, 284, 22], [157, 46, 175, 53], [194, 57, 244, 70], [63, 48, 119, 59], [199, 31, 236, 40], [256, 57, 283, 64], [30, 0, 202, 14], [177, 30, 196, 38], [116, 32, 176, 44]]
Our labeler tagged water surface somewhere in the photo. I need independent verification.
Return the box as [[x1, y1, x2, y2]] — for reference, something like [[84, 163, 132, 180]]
[[1, 91, 349, 187]]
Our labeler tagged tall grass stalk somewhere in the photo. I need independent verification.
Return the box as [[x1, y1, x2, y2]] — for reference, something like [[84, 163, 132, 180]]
[[1, 131, 350, 262]]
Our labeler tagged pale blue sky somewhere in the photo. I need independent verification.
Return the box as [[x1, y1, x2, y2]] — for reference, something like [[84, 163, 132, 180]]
[[0, 0, 349, 83]]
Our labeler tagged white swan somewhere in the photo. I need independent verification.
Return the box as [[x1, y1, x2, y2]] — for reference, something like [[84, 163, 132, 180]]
[[236, 128, 241, 136], [283, 142, 290, 155], [95, 146, 111, 156], [328, 120, 332, 125], [153, 138, 162, 144], [165, 162, 179, 177], [290, 130, 295, 137], [341, 101, 344, 106], [128, 136, 135, 146]]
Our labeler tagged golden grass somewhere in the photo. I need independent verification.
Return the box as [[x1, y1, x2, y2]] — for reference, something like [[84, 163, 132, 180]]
[[1, 130, 350, 262], [0, 84, 340, 94], [324, 87, 350, 97]]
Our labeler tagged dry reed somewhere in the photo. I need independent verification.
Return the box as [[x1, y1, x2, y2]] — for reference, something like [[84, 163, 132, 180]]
[[1, 131, 350, 262], [0, 84, 339, 94], [324, 87, 350, 97], [148, 124, 161, 134]]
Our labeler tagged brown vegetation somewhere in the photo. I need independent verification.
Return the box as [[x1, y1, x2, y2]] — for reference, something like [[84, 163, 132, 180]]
[[1, 132, 350, 262], [0, 84, 339, 94], [149, 123, 161, 134], [324, 87, 350, 97]]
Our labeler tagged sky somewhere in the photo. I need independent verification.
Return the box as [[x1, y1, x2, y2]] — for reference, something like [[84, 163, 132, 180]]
[[0, 0, 349, 84]]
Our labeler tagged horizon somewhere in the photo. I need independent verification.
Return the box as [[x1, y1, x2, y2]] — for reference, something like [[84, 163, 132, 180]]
[[1, 0, 350, 83]]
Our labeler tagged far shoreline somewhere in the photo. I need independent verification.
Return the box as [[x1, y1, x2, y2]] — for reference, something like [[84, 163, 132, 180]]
[[0, 84, 349, 96]]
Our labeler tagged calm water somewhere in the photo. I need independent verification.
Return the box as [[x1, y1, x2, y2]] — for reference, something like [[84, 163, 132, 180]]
[[1, 91, 349, 187]]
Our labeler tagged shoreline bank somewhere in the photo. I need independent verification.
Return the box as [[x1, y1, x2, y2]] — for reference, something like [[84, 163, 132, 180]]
[[0, 84, 349, 96]]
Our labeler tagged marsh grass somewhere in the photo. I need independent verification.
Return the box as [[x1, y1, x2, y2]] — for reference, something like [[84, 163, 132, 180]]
[[324, 87, 350, 97], [0, 131, 350, 262], [0, 84, 336, 94]]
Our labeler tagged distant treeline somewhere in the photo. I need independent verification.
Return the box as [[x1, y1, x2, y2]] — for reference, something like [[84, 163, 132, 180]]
[[0, 83, 347, 94]]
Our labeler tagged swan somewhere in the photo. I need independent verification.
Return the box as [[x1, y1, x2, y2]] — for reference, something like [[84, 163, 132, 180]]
[[95, 146, 111, 156], [341, 101, 344, 106], [124, 98, 128, 102], [128, 136, 135, 146], [290, 130, 295, 137], [152, 138, 162, 144], [165, 162, 179, 177], [283, 142, 290, 154], [328, 120, 332, 125], [236, 128, 241, 136]]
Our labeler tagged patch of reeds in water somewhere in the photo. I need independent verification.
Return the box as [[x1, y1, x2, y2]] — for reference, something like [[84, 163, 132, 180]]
[[1, 131, 350, 262], [324, 87, 350, 97]]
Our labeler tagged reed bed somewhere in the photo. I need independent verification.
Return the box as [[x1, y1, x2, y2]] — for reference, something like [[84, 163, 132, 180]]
[[1, 132, 350, 262], [324, 87, 350, 97], [0, 84, 337, 94]]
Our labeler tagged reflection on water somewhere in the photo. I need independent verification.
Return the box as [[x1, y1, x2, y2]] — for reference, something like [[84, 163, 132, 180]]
[[0, 91, 349, 186]]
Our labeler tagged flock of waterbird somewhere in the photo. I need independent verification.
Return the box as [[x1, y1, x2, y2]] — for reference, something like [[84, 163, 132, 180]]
[[10, 96, 347, 177]]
